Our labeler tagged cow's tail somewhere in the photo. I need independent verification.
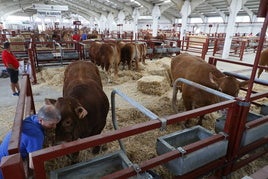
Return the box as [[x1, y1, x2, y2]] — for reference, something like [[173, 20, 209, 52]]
[[172, 85, 179, 114]]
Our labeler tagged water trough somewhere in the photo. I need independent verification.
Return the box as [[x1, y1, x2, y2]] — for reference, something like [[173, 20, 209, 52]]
[[156, 125, 228, 176], [215, 111, 268, 147], [50, 150, 132, 179]]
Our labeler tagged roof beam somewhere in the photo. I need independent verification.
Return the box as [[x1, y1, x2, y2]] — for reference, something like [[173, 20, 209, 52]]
[[194, 10, 206, 22], [89, 0, 119, 15], [135, 0, 153, 11], [55, 0, 101, 18], [170, 0, 185, 11], [108, 0, 133, 15], [68, 6, 92, 20], [161, 13, 173, 23], [242, 5, 254, 22], [191, 0, 206, 11], [0, 5, 33, 19], [203, 1, 227, 21], [160, 3, 174, 13]]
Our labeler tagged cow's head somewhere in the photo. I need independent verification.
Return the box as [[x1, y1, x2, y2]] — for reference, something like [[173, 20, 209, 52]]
[[45, 97, 88, 142], [209, 73, 249, 97]]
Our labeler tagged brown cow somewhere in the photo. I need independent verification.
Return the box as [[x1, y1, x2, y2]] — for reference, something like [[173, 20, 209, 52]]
[[171, 53, 248, 127], [136, 42, 147, 65], [88, 41, 102, 64], [120, 42, 141, 71], [95, 42, 121, 82], [46, 61, 109, 157], [257, 48, 268, 78]]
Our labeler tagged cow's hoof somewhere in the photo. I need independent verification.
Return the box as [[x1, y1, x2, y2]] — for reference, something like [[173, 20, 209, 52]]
[[92, 146, 101, 154], [101, 144, 108, 152], [184, 121, 192, 128]]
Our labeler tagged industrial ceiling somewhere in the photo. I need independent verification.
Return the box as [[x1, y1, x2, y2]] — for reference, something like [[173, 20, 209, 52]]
[[0, 0, 261, 23]]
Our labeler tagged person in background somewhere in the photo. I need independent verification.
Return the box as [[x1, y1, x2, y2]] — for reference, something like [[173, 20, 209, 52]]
[[1, 41, 20, 96], [0, 104, 61, 179], [72, 30, 81, 41], [72, 30, 81, 50], [81, 30, 88, 41]]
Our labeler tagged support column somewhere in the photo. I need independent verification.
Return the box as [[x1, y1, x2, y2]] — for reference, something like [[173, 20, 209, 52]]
[[117, 11, 125, 36], [132, 8, 140, 40], [180, 0, 191, 40], [152, 5, 161, 37], [99, 14, 107, 34], [202, 17, 208, 33], [107, 13, 115, 31], [222, 0, 243, 59]]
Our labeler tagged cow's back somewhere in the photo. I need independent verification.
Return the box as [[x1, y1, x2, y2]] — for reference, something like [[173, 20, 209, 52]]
[[171, 53, 247, 113], [89, 41, 102, 64], [96, 42, 120, 74], [171, 53, 224, 88], [64, 61, 103, 95]]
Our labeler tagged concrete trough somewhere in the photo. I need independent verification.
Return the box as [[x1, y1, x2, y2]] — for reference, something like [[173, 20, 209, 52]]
[[215, 111, 268, 147], [62, 51, 79, 59], [50, 150, 132, 179], [241, 119, 268, 147], [167, 47, 180, 53], [260, 103, 268, 115], [156, 126, 228, 176], [50, 150, 158, 179], [37, 52, 54, 60], [215, 111, 263, 133], [146, 48, 153, 54], [154, 47, 167, 53]]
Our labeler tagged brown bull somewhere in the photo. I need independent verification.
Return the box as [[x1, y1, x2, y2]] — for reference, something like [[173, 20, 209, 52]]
[[46, 61, 109, 157], [88, 41, 102, 64], [171, 53, 248, 127], [95, 42, 121, 82], [257, 48, 268, 78], [120, 42, 141, 71]]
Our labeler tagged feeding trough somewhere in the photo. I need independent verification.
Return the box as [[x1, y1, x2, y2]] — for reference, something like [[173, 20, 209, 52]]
[[260, 103, 268, 115], [154, 47, 167, 54], [167, 47, 180, 54], [50, 150, 158, 179], [215, 111, 268, 147], [156, 126, 228, 176], [241, 117, 268, 147], [215, 111, 263, 133], [146, 48, 153, 55], [50, 150, 132, 179]]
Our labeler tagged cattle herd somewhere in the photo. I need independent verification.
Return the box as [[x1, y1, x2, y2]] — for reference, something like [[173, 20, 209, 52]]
[[1, 41, 267, 177], [88, 40, 147, 82], [27, 43, 268, 178]]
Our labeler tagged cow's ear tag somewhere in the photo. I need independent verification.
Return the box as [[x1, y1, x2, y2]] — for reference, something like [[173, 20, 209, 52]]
[[75, 106, 88, 119]]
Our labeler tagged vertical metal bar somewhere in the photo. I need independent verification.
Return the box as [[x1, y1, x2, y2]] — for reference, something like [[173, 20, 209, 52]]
[[245, 9, 268, 101]]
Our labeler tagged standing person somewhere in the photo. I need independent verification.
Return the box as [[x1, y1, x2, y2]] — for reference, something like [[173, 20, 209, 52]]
[[0, 104, 61, 179], [72, 30, 81, 41], [1, 41, 20, 96], [72, 31, 81, 50], [81, 30, 88, 41]]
